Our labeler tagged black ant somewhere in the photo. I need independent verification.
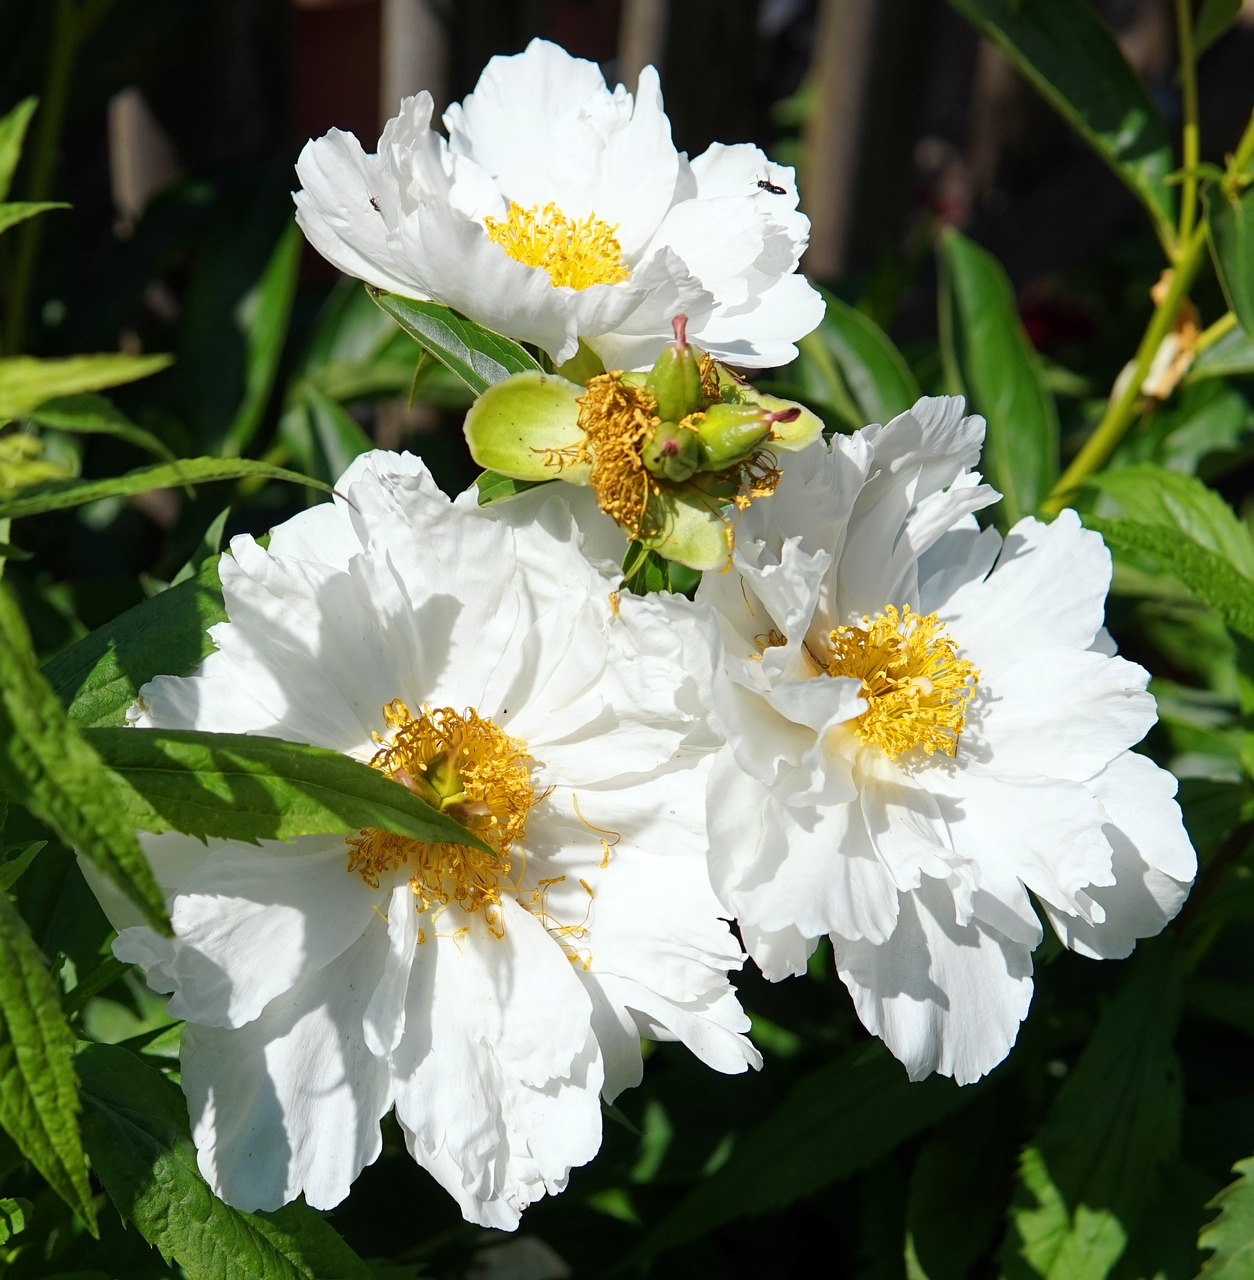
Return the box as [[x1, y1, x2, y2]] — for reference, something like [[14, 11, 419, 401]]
[[756, 175, 786, 195], [369, 196, 381, 211]]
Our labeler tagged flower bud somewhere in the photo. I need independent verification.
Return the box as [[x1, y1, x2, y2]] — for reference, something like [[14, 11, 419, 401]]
[[642, 421, 701, 483], [694, 404, 802, 470], [646, 315, 707, 422]]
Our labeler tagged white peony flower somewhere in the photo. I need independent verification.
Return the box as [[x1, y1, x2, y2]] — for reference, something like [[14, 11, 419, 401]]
[[87, 451, 758, 1229], [293, 38, 823, 371], [699, 398, 1196, 1085]]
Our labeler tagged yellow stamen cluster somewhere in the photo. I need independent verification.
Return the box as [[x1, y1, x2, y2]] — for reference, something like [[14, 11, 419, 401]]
[[574, 373, 663, 540], [347, 701, 540, 932], [483, 201, 629, 290], [825, 605, 978, 760]]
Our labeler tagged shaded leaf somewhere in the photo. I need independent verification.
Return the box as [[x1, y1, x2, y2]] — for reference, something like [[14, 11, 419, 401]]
[[0, 354, 172, 420], [0, 1196, 30, 1245], [25, 393, 176, 462], [371, 291, 541, 394], [280, 380, 372, 486], [0, 98, 37, 203], [0, 581, 167, 931], [0, 456, 328, 520], [0, 892, 95, 1233], [0, 840, 45, 890], [1196, 0, 1244, 57], [938, 229, 1058, 522], [87, 727, 493, 853], [0, 201, 69, 237], [946, 0, 1175, 245], [42, 555, 226, 728], [630, 1043, 974, 1265], [1188, 324, 1254, 381], [1206, 185, 1254, 339], [474, 470, 550, 505], [77, 1042, 372, 1280], [1000, 945, 1183, 1280], [1199, 1157, 1254, 1279]]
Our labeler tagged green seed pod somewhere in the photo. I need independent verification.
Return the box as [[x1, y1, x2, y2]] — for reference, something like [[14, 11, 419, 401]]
[[642, 420, 701, 483], [646, 315, 707, 422], [693, 403, 773, 470]]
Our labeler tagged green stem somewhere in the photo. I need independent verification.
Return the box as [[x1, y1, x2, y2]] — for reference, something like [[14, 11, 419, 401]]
[[1195, 310, 1237, 355], [1174, 0, 1201, 244], [1042, 225, 1208, 512], [4, 0, 78, 355]]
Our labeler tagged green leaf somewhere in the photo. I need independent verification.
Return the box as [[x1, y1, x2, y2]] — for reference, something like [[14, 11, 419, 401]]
[[621, 543, 669, 595], [0, 98, 37, 203], [946, 0, 1176, 246], [280, 380, 372, 486], [794, 289, 920, 429], [1085, 463, 1254, 577], [1000, 944, 1183, 1280], [1085, 515, 1254, 639], [0, 354, 172, 420], [76, 1042, 372, 1280], [1199, 1157, 1254, 1278], [371, 291, 541, 394], [1188, 324, 1254, 381], [0, 1196, 30, 1245], [0, 201, 69, 237], [0, 840, 45, 890], [938, 229, 1058, 523], [473, 470, 550, 505], [24, 393, 176, 463], [225, 223, 303, 456], [0, 892, 95, 1233], [1206, 185, 1254, 339], [1195, 0, 1243, 57], [43, 555, 227, 728], [0, 456, 329, 520], [0, 581, 167, 932], [86, 727, 493, 853], [630, 1043, 973, 1265]]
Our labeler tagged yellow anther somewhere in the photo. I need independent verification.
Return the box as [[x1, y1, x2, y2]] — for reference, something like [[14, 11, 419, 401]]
[[483, 201, 629, 290]]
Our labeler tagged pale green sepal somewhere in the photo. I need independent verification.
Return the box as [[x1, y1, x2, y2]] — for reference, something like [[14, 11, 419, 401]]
[[463, 370, 591, 484], [713, 368, 822, 451], [640, 483, 735, 571]]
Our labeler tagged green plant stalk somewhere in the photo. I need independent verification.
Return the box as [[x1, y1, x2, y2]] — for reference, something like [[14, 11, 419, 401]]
[[1174, 0, 1201, 243], [4, 0, 78, 355], [1042, 225, 1208, 512], [1195, 310, 1237, 355], [1233, 106, 1254, 177]]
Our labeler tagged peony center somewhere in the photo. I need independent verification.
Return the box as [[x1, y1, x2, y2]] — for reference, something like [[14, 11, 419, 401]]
[[483, 201, 629, 290], [824, 605, 978, 760], [347, 700, 540, 930]]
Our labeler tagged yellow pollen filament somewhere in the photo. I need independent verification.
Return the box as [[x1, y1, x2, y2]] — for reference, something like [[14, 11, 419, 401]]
[[574, 373, 663, 540], [346, 701, 541, 935], [483, 201, 629, 290], [825, 605, 978, 760]]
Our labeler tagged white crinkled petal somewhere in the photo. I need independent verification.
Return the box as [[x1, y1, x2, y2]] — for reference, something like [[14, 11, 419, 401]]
[[833, 875, 1034, 1084]]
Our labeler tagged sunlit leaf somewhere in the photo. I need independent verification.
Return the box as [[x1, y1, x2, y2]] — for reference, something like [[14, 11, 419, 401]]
[[77, 1042, 373, 1280], [0, 892, 95, 1233], [0, 354, 172, 420], [371, 291, 541, 394], [0, 201, 69, 237], [473, 470, 550, 505], [0, 581, 167, 931], [938, 229, 1058, 523], [0, 98, 37, 203], [1199, 1156, 1254, 1278], [946, 0, 1175, 246], [0, 1196, 30, 1245]]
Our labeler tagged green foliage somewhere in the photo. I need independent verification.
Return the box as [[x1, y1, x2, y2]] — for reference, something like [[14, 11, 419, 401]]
[[0, 354, 172, 420], [1195, 0, 1245, 57], [1001, 945, 1184, 1280], [21, 394, 176, 463], [0, 891, 95, 1235], [945, 0, 1176, 247], [0, 581, 167, 931], [370, 291, 541, 393], [77, 1042, 372, 1279], [1199, 1158, 1254, 1278], [87, 727, 492, 853], [938, 228, 1058, 522], [0, 202, 69, 237], [0, 99, 38, 203], [1206, 184, 1254, 338]]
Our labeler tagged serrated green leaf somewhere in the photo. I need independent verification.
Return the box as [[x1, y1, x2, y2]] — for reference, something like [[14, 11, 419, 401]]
[[226, 223, 303, 456], [1085, 516, 1254, 639], [86, 727, 492, 854], [371, 291, 541, 394], [0, 456, 329, 520], [631, 1044, 973, 1265], [76, 1041, 372, 1280], [946, 0, 1175, 246], [1188, 325, 1254, 381], [794, 289, 920, 429], [1000, 945, 1183, 1280], [1199, 1156, 1254, 1278], [0, 201, 69, 237], [1207, 185, 1254, 338], [0, 841, 45, 890], [43, 555, 227, 728], [24, 393, 176, 463], [0, 1195, 30, 1245], [0, 893, 95, 1234], [0, 354, 172, 420], [0, 581, 167, 932], [938, 229, 1058, 523], [1086, 464, 1254, 577], [0, 98, 37, 203], [473, 470, 550, 504], [1196, 0, 1244, 58]]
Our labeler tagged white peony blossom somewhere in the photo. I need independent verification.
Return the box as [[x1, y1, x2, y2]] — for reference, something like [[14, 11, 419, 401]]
[[293, 39, 823, 371], [699, 398, 1196, 1085], [87, 451, 758, 1229]]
